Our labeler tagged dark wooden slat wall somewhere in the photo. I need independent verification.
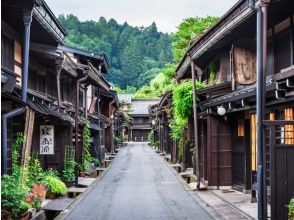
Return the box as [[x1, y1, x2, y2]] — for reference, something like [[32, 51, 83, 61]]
[[208, 116, 232, 186]]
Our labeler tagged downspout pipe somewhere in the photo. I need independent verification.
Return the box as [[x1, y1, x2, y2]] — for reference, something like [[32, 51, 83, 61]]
[[190, 59, 201, 190], [75, 74, 88, 186], [21, 9, 33, 102], [109, 99, 116, 154], [56, 54, 65, 107], [256, 1, 269, 219], [1, 9, 33, 174], [2, 108, 26, 174]]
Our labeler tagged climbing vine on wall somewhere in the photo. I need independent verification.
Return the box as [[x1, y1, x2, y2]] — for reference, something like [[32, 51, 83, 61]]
[[170, 80, 205, 160], [12, 132, 25, 175], [82, 122, 92, 171]]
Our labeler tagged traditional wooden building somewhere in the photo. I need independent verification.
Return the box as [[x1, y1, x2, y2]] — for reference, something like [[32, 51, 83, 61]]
[[99, 88, 120, 154], [2, 0, 68, 173], [117, 94, 132, 141], [1, 0, 116, 175], [129, 99, 159, 142], [176, 0, 294, 218], [154, 92, 174, 158]]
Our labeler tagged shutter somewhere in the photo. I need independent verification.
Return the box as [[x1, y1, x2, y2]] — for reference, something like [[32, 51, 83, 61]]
[[250, 114, 257, 171], [14, 41, 22, 86]]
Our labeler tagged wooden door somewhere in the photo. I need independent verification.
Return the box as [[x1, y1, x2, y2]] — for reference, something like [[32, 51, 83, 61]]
[[199, 119, 208, 181], [232, 118, 246, 186], [207, 116, 232, 186]]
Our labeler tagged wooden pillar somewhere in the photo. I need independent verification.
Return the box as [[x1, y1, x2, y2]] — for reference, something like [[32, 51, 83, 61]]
[[21, 107, 35, 167]]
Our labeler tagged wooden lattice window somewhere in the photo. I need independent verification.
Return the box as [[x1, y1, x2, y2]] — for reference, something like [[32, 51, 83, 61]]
[[285, 108, 294, 145]]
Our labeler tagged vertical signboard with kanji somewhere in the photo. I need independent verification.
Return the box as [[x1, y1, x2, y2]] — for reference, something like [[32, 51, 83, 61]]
[[40, 125, 54, 155]]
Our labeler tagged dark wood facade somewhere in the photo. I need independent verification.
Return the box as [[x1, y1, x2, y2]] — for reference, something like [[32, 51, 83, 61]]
[[175, 0, 294, 218], [129, 99, 159, 142], [1, 0, 118, 175]]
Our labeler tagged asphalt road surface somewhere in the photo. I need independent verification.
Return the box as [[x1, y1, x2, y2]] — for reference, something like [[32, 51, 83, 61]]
[[65, 142, 212, 220]]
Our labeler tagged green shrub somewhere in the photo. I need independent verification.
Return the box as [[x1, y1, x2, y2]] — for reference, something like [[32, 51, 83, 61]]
[[63, 145, 77, 182], [42, 176, 67, 195], [1, 175, 31, 219], [287, 198, 294, 220]]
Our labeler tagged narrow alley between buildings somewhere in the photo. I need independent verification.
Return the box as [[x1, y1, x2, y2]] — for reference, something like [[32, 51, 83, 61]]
[[62, 142, 213, 220]]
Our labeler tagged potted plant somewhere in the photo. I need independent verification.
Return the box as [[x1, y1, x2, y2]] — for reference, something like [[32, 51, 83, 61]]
[[1, 175, 32, 220], [30, 183, 47, 207], [63, 160, 77, 187], [42, 176, 67, 199]]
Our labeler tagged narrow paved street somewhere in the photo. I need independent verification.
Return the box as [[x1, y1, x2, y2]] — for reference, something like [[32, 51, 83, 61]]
[[65, 142, 212, 220]]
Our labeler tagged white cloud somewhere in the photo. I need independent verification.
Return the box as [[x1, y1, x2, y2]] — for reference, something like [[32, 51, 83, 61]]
[[46, 0, 238, 33]]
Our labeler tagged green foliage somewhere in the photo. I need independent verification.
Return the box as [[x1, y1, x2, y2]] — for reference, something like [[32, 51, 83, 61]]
[[114, 136, 122, 147], [172, 16, 219, 62], [12, 132, 25, 176], [1, 175, 31, 218], [173, 80, 205, 122], [287, 198, 294, 220], [63, 145, 77, 182], [27, 156, 45, 187], [148, 132, 154, 144], [80, 122, 100, 170], [82, 122, 92, 171], [42, 176, 67, 195], [58, 15, 173, 89], [147, 132, 159, 147], [133, 63, 177, 98]]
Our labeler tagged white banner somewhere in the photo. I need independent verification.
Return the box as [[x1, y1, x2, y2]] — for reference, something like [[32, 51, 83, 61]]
[[40, 125, 54, 155]]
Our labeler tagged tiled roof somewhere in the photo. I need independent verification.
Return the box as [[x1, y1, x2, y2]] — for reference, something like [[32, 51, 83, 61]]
[[129, 99, 159, 115]]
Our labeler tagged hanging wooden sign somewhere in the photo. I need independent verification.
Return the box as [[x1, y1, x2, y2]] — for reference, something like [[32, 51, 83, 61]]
[[40, 125, 54, 155], [233, 39, 256, 85]]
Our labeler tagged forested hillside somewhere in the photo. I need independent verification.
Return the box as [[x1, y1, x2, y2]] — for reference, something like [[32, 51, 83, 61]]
[[58, 14, 173, 89]]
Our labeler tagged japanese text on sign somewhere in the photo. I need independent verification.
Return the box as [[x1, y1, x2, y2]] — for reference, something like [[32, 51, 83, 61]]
[[40, 125, 54, 155]]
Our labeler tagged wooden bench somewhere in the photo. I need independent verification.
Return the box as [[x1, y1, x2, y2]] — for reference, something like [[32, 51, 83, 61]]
[[102, 159, 111, 168], [78, 177, 96, 187], [67, 187, 86, 198], [96, 167, 106, 176], [109, 155, 116, 160], [171, 164, 182, 173]]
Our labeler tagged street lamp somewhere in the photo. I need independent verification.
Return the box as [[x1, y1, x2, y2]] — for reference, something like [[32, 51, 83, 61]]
[[217, 105, 226, 116]]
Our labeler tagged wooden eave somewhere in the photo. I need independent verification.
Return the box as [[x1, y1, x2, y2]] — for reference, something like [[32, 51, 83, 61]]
[[33, 0, 67, 44], [159, 91, 172, 108], [197, 82, 232, 98], [87, 62, 110, 91], [58, 46, 110, 74], [176, 0, 252, 80], [199, 68, 294, 112]]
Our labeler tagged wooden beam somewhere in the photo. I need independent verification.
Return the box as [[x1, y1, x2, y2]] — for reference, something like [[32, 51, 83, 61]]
[[21, 107, 35, 167]]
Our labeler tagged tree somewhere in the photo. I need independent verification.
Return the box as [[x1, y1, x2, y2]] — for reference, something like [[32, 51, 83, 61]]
[[172, 16, 218, 63], [58, 15, 173, 89]]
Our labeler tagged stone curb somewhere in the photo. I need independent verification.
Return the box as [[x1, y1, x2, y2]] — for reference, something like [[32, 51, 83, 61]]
[[210, 190, 256, 220], [55, 151, 119, 220]]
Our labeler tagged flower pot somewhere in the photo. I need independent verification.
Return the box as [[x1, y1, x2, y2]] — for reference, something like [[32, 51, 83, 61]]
[[1, 210, 10, 220], [79, 172, 87, 177], [66, 180, 75, 187], [46, 191, 57, 200], [31, 183, 47, 203], [20, 213, 30, 220]]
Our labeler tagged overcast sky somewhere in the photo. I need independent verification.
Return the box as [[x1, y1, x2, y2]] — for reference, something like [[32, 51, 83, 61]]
[[46, 0, 238, 33]]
